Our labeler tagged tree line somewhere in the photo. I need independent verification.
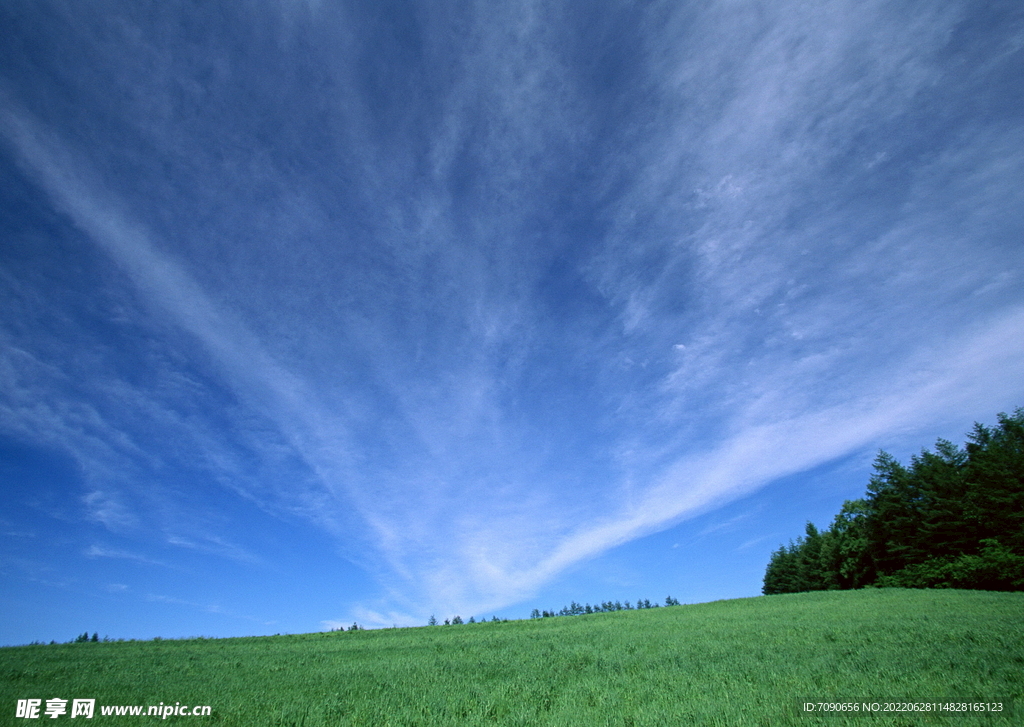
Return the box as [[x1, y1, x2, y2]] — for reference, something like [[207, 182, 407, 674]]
[[425, 615, 510, 626], [530, 596, 682, 619], [422, 596, 684, 627], [763, 407, 1024, 594]]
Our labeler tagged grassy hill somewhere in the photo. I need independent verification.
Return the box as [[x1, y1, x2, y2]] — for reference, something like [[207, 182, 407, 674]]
[[2, 588, 1021, 726]]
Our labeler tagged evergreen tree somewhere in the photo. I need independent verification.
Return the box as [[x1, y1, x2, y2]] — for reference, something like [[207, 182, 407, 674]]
[[910, 440, 971, 558], [964, 410, 1024, 552], [819, 499, 873, 589], [762, 541, 802, 594], [866, 451, 924, 575], [797, 522, 826, 591]]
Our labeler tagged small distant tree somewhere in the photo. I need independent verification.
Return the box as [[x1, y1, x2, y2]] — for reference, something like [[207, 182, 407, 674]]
[[530, 608, 541, 619], [491, 615, 500, 623], [91, 632, 99, 642], [451, 615, 463, 625], [468, 616, 476, 623], [428, 615, 437, 626], [348, 622, 360, 631], [443, 618, 450, 625]]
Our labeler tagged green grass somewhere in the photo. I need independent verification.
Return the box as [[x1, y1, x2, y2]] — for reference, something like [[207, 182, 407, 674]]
[[2, 589, 1022, 726]]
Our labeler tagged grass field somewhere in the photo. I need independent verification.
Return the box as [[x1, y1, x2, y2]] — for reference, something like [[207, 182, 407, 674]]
[[2, 588, 1021, 726]]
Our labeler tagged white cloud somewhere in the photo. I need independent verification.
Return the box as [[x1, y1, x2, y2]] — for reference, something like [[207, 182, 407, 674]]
[[82, 493, 138, 531], [85, 545, 168, 567], [165, 535, 261, 565]]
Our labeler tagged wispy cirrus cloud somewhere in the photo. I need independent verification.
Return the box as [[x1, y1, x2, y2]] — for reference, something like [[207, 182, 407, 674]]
[[144, 592, 275, 626], [165, 535, 261, 565], [85, 545, 169, 568], [1, 98, 366, 534]]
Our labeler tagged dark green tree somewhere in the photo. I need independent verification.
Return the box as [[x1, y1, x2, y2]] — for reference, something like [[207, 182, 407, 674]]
[[797, 522, 827, 590], [819, 499, 873, 589], [762, 540, 803, 594], [964, 410, 1024, 551]]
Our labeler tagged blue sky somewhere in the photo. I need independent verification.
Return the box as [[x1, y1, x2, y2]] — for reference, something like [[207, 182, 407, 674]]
[[2, 0, 1023, 643]]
